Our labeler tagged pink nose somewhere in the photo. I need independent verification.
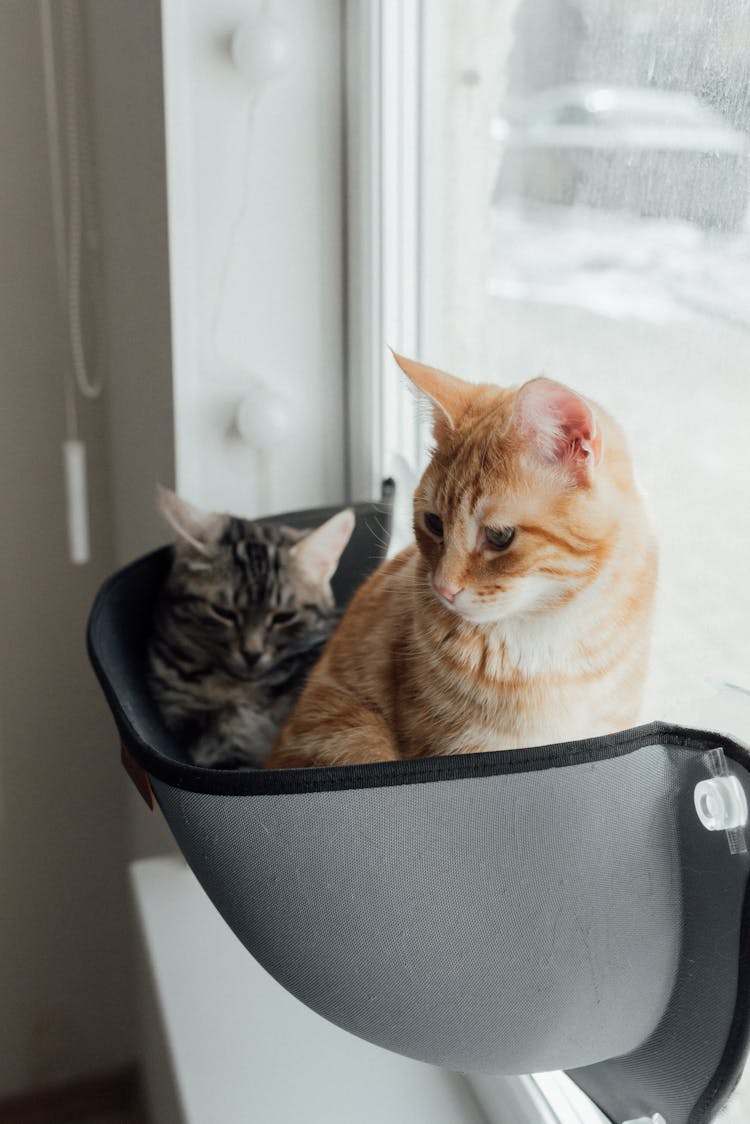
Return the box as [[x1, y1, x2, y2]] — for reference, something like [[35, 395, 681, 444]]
[[434, 581, 463, 604]]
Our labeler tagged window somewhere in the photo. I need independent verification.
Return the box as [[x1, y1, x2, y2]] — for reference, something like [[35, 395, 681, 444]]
[[347, 0, 750, 1119]]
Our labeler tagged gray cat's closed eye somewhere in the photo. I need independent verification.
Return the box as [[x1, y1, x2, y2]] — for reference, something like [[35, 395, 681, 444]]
[[211, 604, 236, 623]]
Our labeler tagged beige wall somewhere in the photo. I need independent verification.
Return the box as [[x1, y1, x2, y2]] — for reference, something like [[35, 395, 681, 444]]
[[86, 0, 177, 861], [0, 0, 175, 1100], [0, 0, 132, 1098]]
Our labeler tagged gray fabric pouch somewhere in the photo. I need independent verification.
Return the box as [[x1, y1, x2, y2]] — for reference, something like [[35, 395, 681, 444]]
[[88, 491, 750, 1124]]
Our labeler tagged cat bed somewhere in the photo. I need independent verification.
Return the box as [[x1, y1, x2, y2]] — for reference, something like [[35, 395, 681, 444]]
[[87, 487, 750, 1124]]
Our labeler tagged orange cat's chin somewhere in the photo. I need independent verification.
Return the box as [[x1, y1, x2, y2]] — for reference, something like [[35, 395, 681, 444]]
[[429, 574, 562, 626], [430, 585, 508, 625]]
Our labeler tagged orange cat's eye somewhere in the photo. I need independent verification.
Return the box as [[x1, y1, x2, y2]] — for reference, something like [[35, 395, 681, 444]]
[[424, 512, 444, 538], [485, 526, 515, 551]]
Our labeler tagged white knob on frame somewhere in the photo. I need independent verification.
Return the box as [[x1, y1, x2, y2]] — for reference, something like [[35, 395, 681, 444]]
[[235, 380, 293, 450], [231, 10, 290, 95]]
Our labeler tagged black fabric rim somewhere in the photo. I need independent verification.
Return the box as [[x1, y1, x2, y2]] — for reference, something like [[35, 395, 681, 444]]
[[103, 687, 750, 798]]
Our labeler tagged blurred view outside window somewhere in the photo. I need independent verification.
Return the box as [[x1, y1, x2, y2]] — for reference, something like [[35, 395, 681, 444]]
[[402, 0, 750, 729]]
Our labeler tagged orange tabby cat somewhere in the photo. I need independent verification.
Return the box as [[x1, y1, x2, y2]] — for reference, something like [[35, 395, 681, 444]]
[[267, 354, 657, 769]]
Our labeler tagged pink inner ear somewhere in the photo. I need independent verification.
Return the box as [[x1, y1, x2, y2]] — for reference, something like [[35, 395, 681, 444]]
[[292, 509, 355, 584], [514, 378, 602, 474]]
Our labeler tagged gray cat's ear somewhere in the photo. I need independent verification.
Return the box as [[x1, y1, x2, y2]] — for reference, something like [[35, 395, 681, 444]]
[[391, 350, 471, 443], [156, 485, 224, 554], [291, 508, 355, 584]]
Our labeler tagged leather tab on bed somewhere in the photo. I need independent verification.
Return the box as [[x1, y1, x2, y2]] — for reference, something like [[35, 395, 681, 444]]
[[121, 743, 154, 809]]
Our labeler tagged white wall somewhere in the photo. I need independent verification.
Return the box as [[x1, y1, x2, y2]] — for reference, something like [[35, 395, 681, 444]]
[[86, 0, 176, 567], [161, 0, 348, 519], [0, 0, 133, 1099]]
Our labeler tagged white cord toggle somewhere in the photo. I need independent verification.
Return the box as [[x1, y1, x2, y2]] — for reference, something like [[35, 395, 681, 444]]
[[63, 439, 90, 565]]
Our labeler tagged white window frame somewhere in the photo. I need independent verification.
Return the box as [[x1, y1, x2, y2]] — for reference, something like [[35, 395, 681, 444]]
[[345, 0, 425, 509]]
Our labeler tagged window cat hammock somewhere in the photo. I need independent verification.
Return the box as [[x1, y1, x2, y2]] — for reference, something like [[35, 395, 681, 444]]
[[87, 483, 750, 1124]]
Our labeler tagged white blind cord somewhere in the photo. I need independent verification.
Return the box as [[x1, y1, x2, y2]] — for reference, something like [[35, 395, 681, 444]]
[[60, 0, 102, 401], [39, 0, 79, 439], [41, 0, 103, 408], [39, 0, 100, 563]]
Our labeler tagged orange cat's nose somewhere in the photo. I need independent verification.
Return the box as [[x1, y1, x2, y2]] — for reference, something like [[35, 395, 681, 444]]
[[433, 581, 464, 605]]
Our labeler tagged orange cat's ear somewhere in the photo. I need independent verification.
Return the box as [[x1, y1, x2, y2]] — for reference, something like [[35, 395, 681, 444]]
[[291, 508, 356, 584], [157, 485, 224, 554], [512, 378, 602, 483], [391, 351, 471, 443]]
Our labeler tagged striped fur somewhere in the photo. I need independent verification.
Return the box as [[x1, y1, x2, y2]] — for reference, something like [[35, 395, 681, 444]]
[[268, 360, 657, 769], [148, 490, 354, 767]]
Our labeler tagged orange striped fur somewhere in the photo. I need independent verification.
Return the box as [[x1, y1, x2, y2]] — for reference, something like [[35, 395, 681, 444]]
[[267, 357, 657, 769]]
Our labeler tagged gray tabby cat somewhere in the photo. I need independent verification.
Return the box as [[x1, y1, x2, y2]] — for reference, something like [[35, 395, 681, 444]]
[[147, 487, 355, 768]]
